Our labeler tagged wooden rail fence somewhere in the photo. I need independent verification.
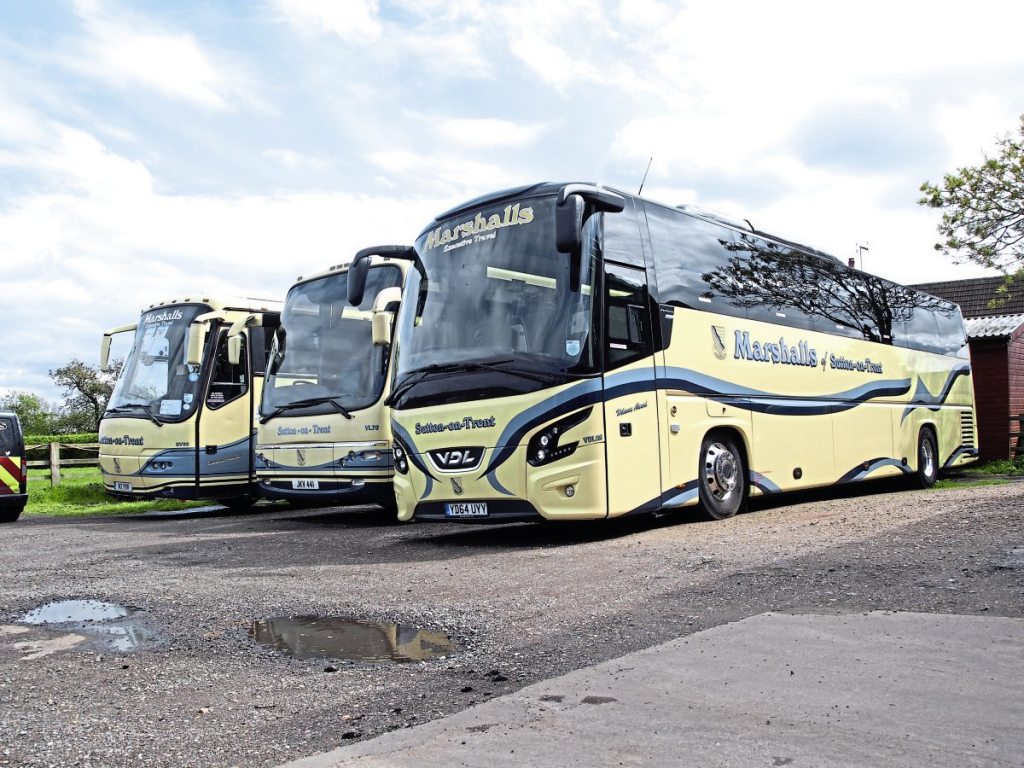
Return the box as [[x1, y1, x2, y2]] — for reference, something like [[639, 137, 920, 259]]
[[25, 443, 100, 487]]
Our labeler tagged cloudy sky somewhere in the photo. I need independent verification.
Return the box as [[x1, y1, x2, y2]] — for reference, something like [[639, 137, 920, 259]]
[[2, 0, 1023, 400]]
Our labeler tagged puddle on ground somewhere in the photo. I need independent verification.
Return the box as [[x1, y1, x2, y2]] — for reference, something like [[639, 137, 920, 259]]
[[22, 600, 130, 624], [252, 616, 452, 662], [19, 600, 157, 652]]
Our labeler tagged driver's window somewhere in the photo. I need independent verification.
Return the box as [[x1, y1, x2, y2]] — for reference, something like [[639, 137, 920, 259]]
[[604, 263, 653, 370], [207, 332, 248, 409]]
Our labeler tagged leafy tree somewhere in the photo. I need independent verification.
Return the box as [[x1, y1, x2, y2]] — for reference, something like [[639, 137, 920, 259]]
[[49, 358, 123, 432], [0, 391, 61, 434], [919, 115, 1024, 273]]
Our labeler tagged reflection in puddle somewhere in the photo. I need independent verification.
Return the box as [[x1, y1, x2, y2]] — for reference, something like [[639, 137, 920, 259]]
[[252, 617, 452, 662], [19, 599, 157, 652], [22, 600, 129, 624]]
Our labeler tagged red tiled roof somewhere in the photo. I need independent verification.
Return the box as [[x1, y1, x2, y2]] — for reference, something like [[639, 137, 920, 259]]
[[910, 276, 1024, 318]]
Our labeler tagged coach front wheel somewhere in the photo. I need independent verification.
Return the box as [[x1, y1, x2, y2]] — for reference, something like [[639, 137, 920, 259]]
[[698, 433, 746, 520]]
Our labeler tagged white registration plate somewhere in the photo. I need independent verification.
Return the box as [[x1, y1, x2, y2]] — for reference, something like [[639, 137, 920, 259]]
[[113, 481, 132, 492], [445, 502, 488, 518], [291, 479, 319, 490]]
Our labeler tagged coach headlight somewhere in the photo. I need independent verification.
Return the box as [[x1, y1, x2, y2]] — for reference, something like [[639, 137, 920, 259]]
[[393, 440, 409, 474], [527, 407, 593, 467]]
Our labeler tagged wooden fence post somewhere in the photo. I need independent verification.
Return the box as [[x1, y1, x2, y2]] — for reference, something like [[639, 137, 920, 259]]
[[49, 442, 61, 488]]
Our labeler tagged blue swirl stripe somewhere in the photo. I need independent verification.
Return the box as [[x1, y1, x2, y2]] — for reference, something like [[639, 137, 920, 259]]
[[900, 364, 972, 424]]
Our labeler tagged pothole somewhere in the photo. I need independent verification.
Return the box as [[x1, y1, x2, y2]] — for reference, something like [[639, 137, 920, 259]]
[[252, 616, 453, 662], [19, 599, 158, 652]]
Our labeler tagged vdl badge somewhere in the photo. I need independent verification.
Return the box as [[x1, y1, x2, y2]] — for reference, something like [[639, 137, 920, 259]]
[[445, 502, 488, 518]]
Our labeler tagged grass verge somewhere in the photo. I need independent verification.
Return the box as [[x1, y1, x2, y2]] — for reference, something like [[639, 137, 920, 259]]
[[934, 477, 1010, 490], [25, 467, 209, 517]]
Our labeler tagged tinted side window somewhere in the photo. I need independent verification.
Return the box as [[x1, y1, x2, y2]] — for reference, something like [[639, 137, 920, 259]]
[[602, 200, 645, 268], [723, 235, 816, 330], [604, 263, 653, 370], [895, 306, 941, 353], [207, 333, 248, 409], [645, 205, 744, 318], [933, 305, 968, 356]]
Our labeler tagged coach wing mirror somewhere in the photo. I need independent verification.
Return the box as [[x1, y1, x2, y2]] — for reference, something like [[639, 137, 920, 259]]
[[99, 323, 137, 371], [268, 327, 287, 375], [226, 313, 265, 366], [346, 245, 415, 307], [371, 286, 402, 347], [556, 185, 626, 291], [186, 310, 227, 367]]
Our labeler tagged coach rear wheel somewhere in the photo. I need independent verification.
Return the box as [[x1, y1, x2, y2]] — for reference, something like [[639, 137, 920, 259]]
[[914, 429, 939, 489], [698, 433, 746, 520]]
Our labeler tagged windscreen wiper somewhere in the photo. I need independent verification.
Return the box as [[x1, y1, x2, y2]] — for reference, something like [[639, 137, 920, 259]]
[[385, 361, 505, 406], [105, 404, 165, 427], [386, 359, 558, 405], [259, 395, 354, 423]]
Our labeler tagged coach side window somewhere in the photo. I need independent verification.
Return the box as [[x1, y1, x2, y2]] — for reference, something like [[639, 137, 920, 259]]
[[895, 305, 943, 354], [933, 306, 969, 357], [645, 205, 745, 318], [725, 235, 816, 330], [602, 200, 646, 268]]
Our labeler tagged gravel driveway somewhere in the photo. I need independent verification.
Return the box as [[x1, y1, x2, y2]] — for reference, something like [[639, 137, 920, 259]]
[[1, 480, 1021, 767]]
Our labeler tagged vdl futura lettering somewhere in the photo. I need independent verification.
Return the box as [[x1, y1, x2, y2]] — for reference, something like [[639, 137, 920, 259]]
[[98, 296, 281, 506], [252, 254, 411, 514], [345, 181, 977, 524]]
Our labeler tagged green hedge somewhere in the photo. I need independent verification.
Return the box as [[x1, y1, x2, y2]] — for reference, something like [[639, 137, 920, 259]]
[[24, 433, 99, 445]]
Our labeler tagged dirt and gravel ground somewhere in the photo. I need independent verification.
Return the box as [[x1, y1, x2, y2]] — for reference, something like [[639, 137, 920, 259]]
[[1, 480, 1021, 768]]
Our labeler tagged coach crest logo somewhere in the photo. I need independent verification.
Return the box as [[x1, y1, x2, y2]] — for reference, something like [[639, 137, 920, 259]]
[[296, 448, 306, 467], [113, 458, 121, 474], [450, 477, 464, 495], [711, 325, 727, 360]]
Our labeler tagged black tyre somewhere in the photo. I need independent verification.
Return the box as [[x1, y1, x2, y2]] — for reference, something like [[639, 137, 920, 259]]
[[0, 500, 26, 523], [697, 433, 746, 520], [914, 429, 939, 489]]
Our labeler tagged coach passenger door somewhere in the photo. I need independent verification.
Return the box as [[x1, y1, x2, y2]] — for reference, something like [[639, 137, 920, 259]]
[[602, 263, 661, 517], [197, 329, 252, 488]]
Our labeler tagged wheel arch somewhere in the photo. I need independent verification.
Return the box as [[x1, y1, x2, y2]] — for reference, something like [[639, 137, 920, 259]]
[[702, 424, 752, 489]]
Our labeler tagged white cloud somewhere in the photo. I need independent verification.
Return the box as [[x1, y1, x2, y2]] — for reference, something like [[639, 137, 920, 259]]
[[272, 0, 382, 42], [261, 148, 333, 171], [433, 117, 550, 148], [60, 4, 242, 110], [366, 148, 521, 199]]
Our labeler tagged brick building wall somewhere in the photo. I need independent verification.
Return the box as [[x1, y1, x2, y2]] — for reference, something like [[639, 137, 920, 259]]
[[1007, 326, 1024, 457], [969, 340, 1009, 460]]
